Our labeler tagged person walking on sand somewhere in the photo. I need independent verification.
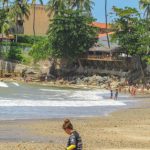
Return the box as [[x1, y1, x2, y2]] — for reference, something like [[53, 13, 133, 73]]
[[114, 89, 118, 100], [63, 119, 82, 150], [133, 85, 137, 96]]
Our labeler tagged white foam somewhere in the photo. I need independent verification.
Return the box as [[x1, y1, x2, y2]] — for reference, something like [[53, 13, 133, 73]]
[[0, 82, 8, 87], [69, 90, 105, 100], [40, 89, 113, 100], [0, 99, 126, 107], [12, 82, 19, 86], [40, 89, 68, 92]]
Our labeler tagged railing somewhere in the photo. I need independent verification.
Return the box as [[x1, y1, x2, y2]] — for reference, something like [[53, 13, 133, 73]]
[[80, 55, 122, 61]]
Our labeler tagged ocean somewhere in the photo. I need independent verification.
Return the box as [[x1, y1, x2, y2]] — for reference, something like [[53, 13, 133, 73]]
[[0, 81, 135, 120]]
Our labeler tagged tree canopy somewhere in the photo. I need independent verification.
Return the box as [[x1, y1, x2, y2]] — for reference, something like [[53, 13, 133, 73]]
[[111, 6, 150, 63], [47, 9, 98, 60], [139, 0, 150, 19]]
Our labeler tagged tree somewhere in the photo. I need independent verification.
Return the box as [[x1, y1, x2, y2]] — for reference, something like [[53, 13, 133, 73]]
[[47, 9, 98, 61], [139, 0, 150, 19], [31, 0, 43, 39], [10, 0, 30, 42], [1, 0, 9, 9], [0, 0, 9, 43], [29, 37, 51, 62], [46, 0, 94, 17], [112, 6, 150, 63], [68, 0, 94, 15], [111, 7, 140, 56], [46, 0, 65, 17], [30, 9, 98, 61], [0, 8, 10, 57], [137, 19, 150, 63], [0, 6, 10, 35]]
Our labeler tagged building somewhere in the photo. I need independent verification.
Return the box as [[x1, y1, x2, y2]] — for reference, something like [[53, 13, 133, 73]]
[[23, 4, 49, 35], [23, 6, 111, 37], [81, 22, 122, 62]]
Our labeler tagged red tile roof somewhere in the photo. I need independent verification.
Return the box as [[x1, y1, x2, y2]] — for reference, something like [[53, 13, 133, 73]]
[[92, 22, 111, 29], [98, 32, 114, 38]]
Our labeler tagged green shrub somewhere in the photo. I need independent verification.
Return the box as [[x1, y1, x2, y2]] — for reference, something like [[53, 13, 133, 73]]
[[17, 35, 47, 44], [21, 52, 33, 65], [7, 46, 23, 62]]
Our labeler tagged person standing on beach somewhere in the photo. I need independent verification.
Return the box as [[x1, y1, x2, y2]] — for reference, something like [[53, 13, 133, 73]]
[[63, 119, 82, 150], [114, 89, 118, 100], [110, 89, 113, 99]]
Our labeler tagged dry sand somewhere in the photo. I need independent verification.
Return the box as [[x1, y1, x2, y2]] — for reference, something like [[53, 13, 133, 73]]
[[0, 100, 150, 150]]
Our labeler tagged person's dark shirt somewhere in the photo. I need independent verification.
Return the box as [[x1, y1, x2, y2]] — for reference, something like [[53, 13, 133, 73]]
[[67, 130, 82, 150]]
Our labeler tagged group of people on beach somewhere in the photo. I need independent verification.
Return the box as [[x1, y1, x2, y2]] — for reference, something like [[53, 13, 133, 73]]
[[109, 85, 137, 100], [110, 89, 118, 100], [128, 85, 137, 96]]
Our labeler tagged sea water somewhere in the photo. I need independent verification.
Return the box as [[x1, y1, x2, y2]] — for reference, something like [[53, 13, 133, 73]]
[[0, 81, 135, 120]]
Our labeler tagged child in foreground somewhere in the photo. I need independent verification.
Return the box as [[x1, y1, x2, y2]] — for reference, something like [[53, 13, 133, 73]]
[[62, 119, 82, 150]]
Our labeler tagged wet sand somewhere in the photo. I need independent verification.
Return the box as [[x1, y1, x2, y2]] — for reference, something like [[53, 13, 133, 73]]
[[0, 99, 149, 150]]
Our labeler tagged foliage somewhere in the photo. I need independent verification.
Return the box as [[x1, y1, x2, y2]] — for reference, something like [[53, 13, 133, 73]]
[[111, 7, 140, 55], [17, 35, 47, 44], [0, 9, 10, 34], [8, 0, 30, 42], [47, 9, 98, 60], [139, 0, 150, 19], [29, 38, 52, 62], [21, 51, 33, 65], [112, 6, 139, 17], [136, 19, 150, 55], [137, 19, 150, 63], [9, 0, 30, 22], [111, 6, 150, 63], [46, 0, 94, 17], [7, 46, 23, 61], [46, 0, 66, 17], [67, 0, 94, 15]]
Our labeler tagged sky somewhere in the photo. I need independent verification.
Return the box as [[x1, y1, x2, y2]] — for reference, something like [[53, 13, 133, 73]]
[[41, 0, 140, 23], [92, 0, 140, 22]]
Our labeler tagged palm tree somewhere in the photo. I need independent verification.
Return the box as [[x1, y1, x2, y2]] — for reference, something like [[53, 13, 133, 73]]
[[31, 0, 43, 39], [68, 0, 94, 15], [10, 0, 30, 42], [46, 0, 94, 17], [1, 0, 8, 8], [46, 0, 65, 17], [105, 0, 110, 48], [139, 0, 150, 19], [1, 0, 9, 41]]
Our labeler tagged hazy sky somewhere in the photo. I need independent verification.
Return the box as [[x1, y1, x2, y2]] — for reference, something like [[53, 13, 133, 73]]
[[39, 0, 141, 22]]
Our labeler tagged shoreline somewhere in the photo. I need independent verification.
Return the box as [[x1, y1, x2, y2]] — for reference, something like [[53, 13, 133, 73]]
[[0, 78, 149, 122], [1, 77, 150, 95], [0, 94, 149, 122], [0, 101, 149, 149]]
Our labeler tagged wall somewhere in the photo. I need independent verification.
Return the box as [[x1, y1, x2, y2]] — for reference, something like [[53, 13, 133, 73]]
[[23, 5, 49, 35]]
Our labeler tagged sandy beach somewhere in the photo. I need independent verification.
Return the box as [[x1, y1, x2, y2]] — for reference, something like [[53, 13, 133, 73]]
[[0, 98, 149, 150]]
